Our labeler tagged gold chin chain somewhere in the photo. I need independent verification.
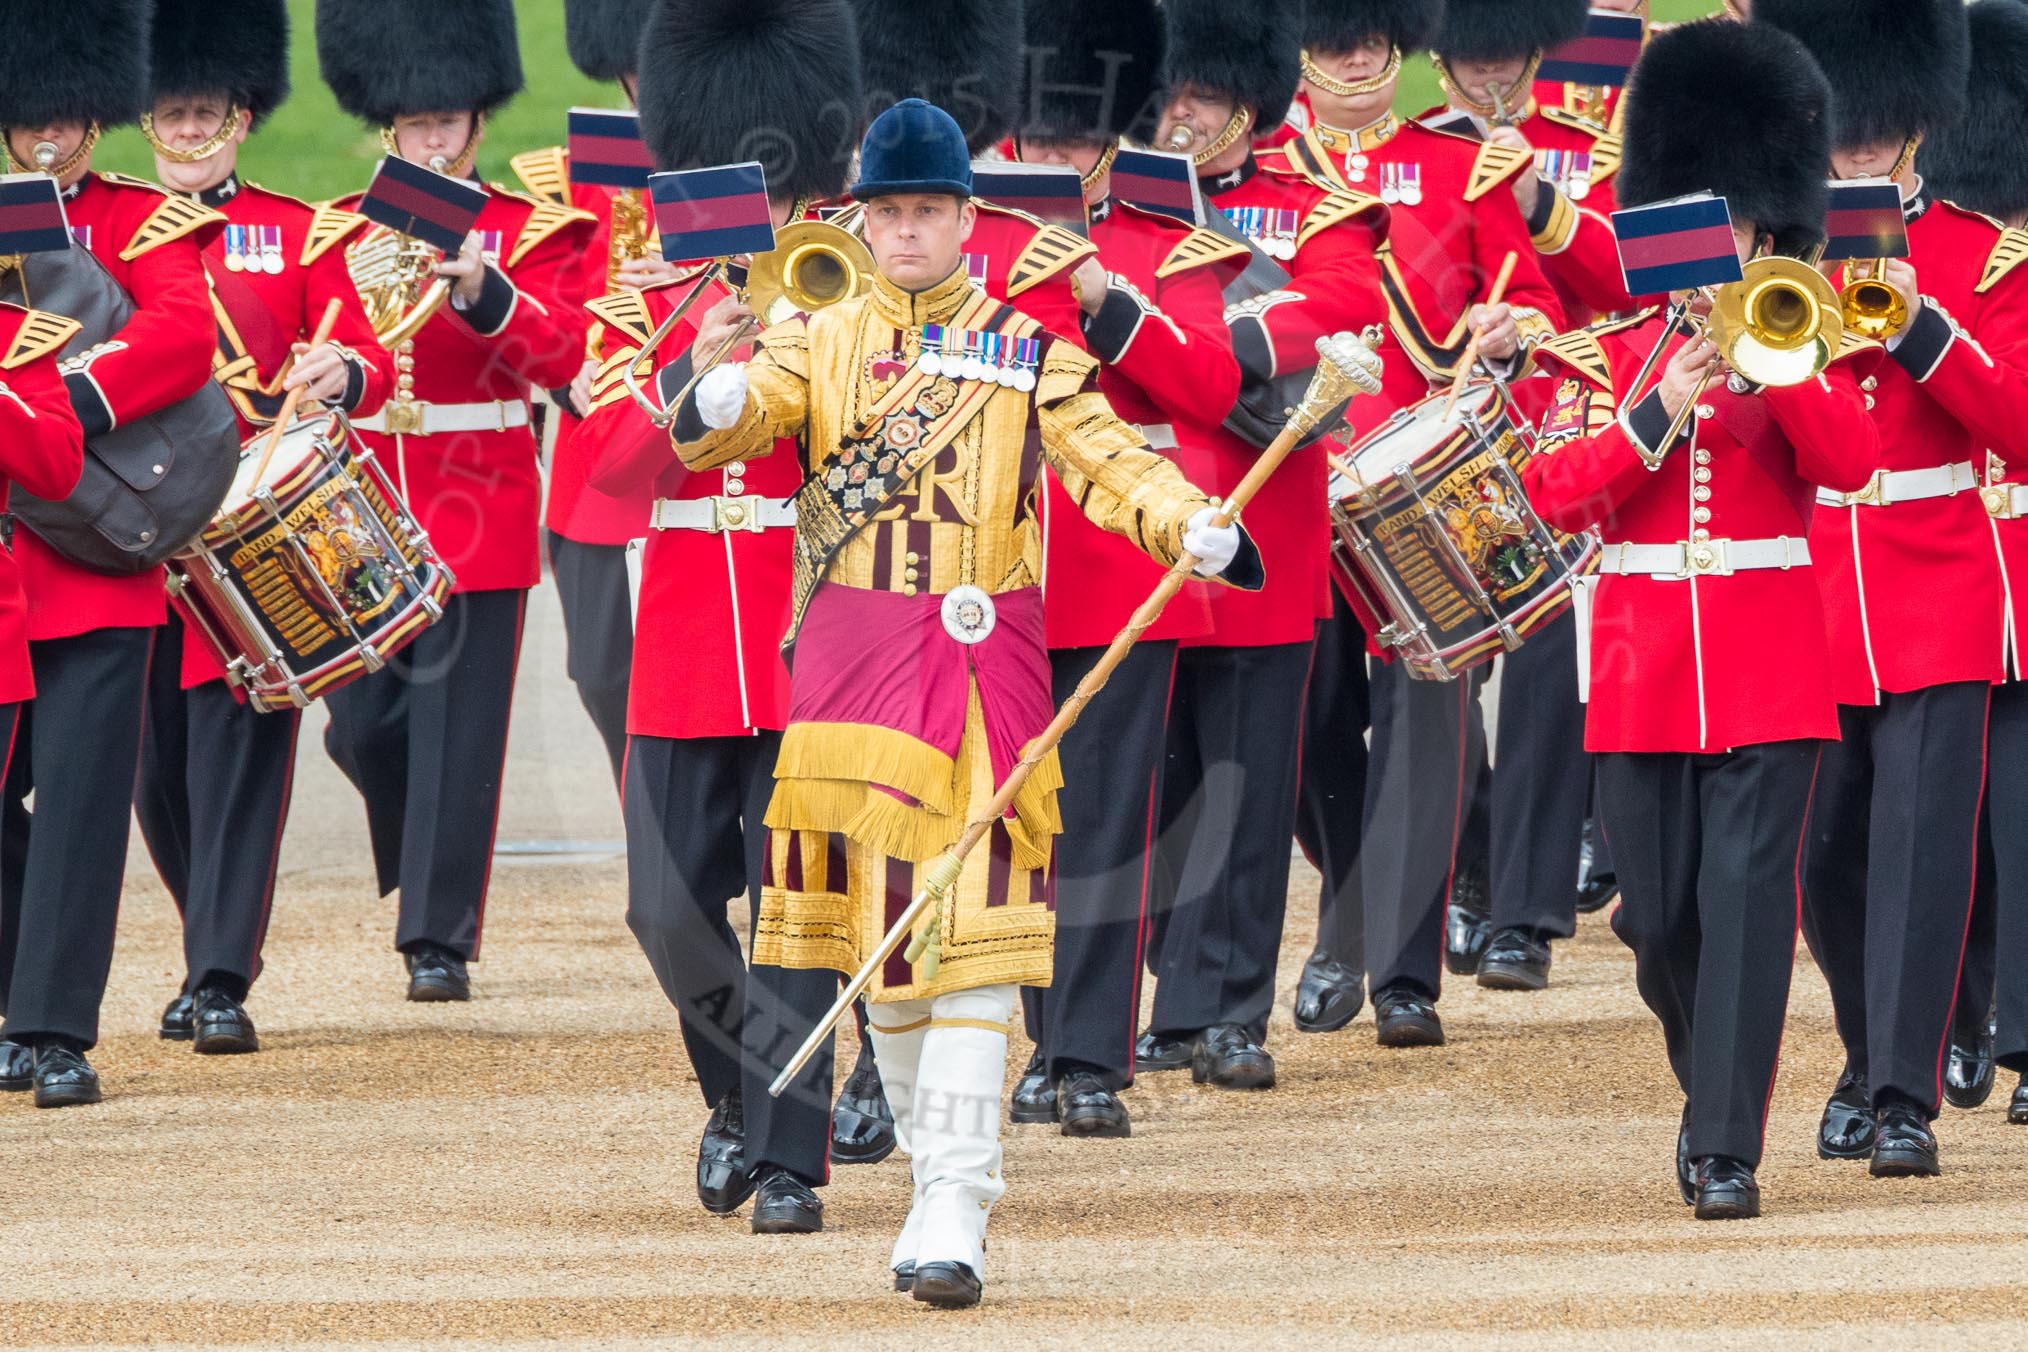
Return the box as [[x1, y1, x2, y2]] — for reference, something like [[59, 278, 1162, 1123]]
[[1079, 141, 1120, 195], [139, 105, 245, 164], [1889, 134, 1922, 182], [1434, 53, 1543, 124], [379, 114, 484, 177], [3, 122, 100, 176], [1191, 107, 1254, 168], [1301, 45, 1401, 99]]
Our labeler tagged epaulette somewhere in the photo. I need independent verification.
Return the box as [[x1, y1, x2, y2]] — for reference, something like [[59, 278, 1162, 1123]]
[[1279, 134, 1347, 193], [1539, 108, 1623, 182], [509, 146, 572, 205], [1979, 228, 2028, 295], [1534, 309, 1654, 391], [113, 186, 226, 262], [1, 307, 80, 369], [1464, 141, 1534, 203], [1006, 222, 1098, 298], [585, 289, 653, 347], [237, 181, 314, 212], [1156, 226, 1250, 280], [1297, 190, 1385, 250], [498, 192, 596, 268], [301, 203, 371, 266]]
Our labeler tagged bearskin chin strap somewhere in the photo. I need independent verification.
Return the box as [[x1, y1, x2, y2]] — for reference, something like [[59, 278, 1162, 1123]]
[[380, 113, 485, 178], [140, 105, 246, 164], [1301, 45, 1402, 100], [3, 122, 100, 177], [1192, 107, 1254, 168], [1434, 53, 1544, 125], [1080, 141, 1120, 195]]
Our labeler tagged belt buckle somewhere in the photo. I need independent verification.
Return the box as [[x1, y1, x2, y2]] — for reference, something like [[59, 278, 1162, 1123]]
[[1680, 537, 1732, 578], [941, 584, 998, 644], [383, 398, 426, 436], [1844, 468, 1890, 508], [710, 495, 761, 533], [1984, 484, 2022, 520]]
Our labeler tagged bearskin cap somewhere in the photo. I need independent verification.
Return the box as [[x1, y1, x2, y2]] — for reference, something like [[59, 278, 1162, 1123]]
[[1019, 0, 1162, 144], [1756, 0, 1968, 148], [1921, 0, 2028, 223], [1433, 0, 1586, 62], [1159, 0, 1301, 132], [1303, 0, 1446, 57], [854, 0, 1024, 153], [638, 0, 864, 205], [316, 0, 523, 125], [0, 0, 151, 128], [1619, 18, 1833, 257], [567, 0, 649, 82], [149, 0, 292, 122]]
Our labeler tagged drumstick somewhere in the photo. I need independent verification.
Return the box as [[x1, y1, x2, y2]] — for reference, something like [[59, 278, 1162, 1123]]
[[248, 300, 343, 488], [1442, 252, 1518, 422]]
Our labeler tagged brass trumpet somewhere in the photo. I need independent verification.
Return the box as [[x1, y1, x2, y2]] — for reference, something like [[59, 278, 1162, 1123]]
[[622, 219, 874, 427], [1839, 259, 1909, 341], [345, 153, 457, 349]]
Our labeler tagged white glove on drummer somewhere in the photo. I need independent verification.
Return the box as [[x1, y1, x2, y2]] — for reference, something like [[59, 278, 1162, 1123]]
[[1183, 507, 1241, 577], [695, 362, 750, 430]]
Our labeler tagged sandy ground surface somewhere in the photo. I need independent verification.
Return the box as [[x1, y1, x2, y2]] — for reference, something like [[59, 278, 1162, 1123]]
[[4, 587, 2027, 1350]]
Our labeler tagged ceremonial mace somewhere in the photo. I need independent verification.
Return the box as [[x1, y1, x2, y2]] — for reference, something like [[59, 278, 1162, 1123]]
[[769, 330, 1386, 1097]]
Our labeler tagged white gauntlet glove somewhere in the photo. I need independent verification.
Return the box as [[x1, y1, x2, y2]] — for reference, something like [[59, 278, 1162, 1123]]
[[695, 362, 750, 430], [1183, 507, 1241, 578]]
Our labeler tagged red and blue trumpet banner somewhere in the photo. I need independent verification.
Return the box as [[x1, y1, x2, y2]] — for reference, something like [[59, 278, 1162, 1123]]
[[649, 162, 776, 263], [1108, 148, 1202, 224], [359, 156, 488, 255], [0, 173, 74, 255], [1820, 179, 1909, 263], [1538, 8, 1646, 87], [568, 108, 655, 191], [970, 162, 1088, 234], [1612, 194, 1744, 296]]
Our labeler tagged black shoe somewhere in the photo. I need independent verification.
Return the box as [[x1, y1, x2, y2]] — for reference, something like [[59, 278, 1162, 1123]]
[[1870, 1099, 1941, 1178], [1010, 1049, 1056, 1124], [1057, 1070, 1131, 1137], [1134, 1029, 1192, 1073], [404, 945, 470, 1002], [1293, 949, 1363, 1033], [1575, 818, 1618, 915], [1374, 986, 1445, 1048], [749, 1168, 823, 1234], [893, 1261, 916, 1293], [191, 986, 259, 1055], [1692, 1156, 1761, 1220], [1444, 858, 1493, 976], [1477, 927, 1552, 991], [1190, 1023, 1275, 1090], [1817, 1070, 1876, 1160], [2009, 1077, 2027, 1125], [831, 1042, 897, 1165], [32, 1045, 101, 1108], [1676, 1108, 1693, 1206], [159, 994, 195, 1042], [1942, 1011, 1997, 1110], [910, 1260, 982, 1309], [697, 1086, 755, 1215], [0, 1039, 31, 1092]]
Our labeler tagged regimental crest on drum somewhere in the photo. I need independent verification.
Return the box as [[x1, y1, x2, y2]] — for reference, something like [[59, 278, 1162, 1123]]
[[1426, 458, 1549, 599]]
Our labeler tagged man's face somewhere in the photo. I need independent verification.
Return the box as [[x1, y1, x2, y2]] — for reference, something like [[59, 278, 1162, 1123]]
[[6, 120, 90, 187], [1448, 55, 1534, 110], [1731, 222, 1760, 266], [863, 193, 975, 291], [1305, 37, 1397, 126], [150, 92, 246, 193], [1831, 138, 1908, 182], [1157, 87, 1239, 158], [1016, 137, 1105, 203], [392, 110, 477, 169]]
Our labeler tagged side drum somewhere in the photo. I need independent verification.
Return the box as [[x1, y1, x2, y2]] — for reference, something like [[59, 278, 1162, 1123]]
[[167, 411, 455, 711], [1328, 383, 1596, 681]]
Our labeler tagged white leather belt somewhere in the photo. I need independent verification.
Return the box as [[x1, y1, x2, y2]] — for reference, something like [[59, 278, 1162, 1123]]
[[1598, 536, 1810, 579], [1138, 423, 1178, 450], [1816, 460, 1978, 508], [1984, 482, 2028, 520], [650, 495, 797, 533], [353, 399, 530, 436]]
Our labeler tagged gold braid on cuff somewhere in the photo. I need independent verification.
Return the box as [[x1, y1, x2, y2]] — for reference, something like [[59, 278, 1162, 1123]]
[[1300, 46, 1402, 99], [140, 106, 245, 163]]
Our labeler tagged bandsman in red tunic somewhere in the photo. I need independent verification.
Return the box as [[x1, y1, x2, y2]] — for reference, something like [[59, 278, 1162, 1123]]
[[133, 0, 392, 1058], [316, 0, 597, 1005], [1920, 0, 2028, 1130], [1135, 0, 1391, 1091], [1762, 0, 2028, 1177], [0, 0, 225, 1108], [1523, 18, 1881, 1217]]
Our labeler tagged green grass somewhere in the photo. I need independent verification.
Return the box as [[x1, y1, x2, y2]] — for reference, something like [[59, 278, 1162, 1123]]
[[92, 0, 1727, 202]]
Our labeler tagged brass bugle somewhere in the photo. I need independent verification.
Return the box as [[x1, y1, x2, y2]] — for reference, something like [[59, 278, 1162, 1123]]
[[1840, 259, 1908, 341], [31, 141, 58, 170], [1650, 255, 1844, 449], [1166, 123, 1195, 152]]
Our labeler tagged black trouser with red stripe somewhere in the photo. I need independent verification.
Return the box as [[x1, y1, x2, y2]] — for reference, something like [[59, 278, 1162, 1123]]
[[623, 730, 835, 1184], [1023, 639, 1177, 1090], [1802, 682, 1991, 1115], [134, 616, 300, 999], [1974, 680, 2028, 1075], [546, 531, 633, 793], [1148, 639, 1313, 1044], [323, 588, 525, 961], [1600, 738, 1821, 1167], [1487, 616, 1591, 938], [1296, 597, 1369, 970], [0, 628, 153, 1049]]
